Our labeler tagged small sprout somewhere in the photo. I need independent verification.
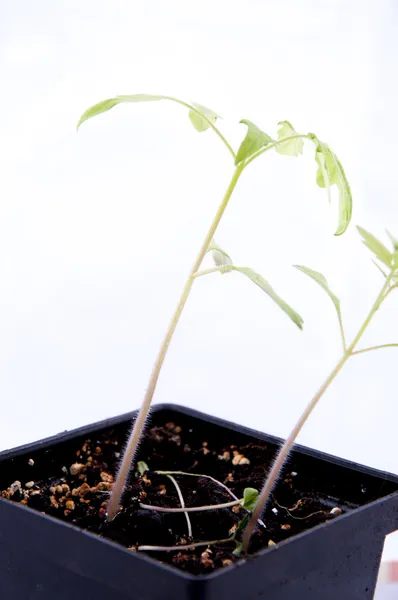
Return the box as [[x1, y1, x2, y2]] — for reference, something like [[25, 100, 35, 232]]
[[28, 458, 34, 467], [268, 539, 276, 547], [242, 488, 259, 512], [137, 461, 149, 476], [65, 500, 76, 511], [25, 481, 35, 489], [272, 507, 279, 515], [291, 471, 298, 477]]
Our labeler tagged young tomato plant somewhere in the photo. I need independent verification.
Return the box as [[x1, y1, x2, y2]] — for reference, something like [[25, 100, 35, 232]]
[[242, 227, 398, 552], [77, 94, 352, 521]]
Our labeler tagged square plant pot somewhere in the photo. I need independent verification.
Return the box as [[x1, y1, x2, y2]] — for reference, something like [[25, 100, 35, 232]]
[[0, 403, 397, 600]]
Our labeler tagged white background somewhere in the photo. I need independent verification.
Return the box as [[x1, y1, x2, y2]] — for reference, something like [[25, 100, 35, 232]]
[[1, 0, 398, 560]]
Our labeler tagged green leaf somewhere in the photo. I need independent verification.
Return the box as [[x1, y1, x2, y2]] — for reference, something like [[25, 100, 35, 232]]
[[386, 230, 398, 251], [207, 239, 233, 267], [242, 488, 259, 512], [231, 266, 304, 329], [372, 259, 388, 279], [308, 135, 352, 236], [275, 120, 304, 156], [233, 541, 243, 556], [293, 265, 342, 322], [234, 514, 249, 536], [188, 103, 219, 132], [77, 94, 219, 133], [235, 120, 273, 165], [77, 94, 165, 129], [357, 226, 392, 268], [137, 461, 149, 476]]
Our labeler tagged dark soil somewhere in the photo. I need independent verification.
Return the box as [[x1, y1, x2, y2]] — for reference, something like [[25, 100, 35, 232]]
[[0, 411, 393, 575]]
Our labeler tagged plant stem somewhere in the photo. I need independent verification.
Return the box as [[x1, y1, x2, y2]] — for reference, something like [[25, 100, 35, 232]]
[[351, 343, 398, 356], [136, 537, 234, 552], [193, 266, 224, 278], [107, 163, 245, 520], [155, 470, 241, 501], [166, 97, 236, 159], [241, 273, 393, 553], [165, 474, 192, 538], [155, 470, 266, 529], [243, 134, 311, 169], [337, 312, 347, 352], [140, 498, 242, 513]]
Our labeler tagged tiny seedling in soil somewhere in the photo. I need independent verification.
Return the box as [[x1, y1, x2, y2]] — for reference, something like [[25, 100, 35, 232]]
[[77, 93, 352, 536]]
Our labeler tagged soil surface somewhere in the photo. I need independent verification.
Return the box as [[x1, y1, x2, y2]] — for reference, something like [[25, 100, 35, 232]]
[[0, 414, 387, 575]]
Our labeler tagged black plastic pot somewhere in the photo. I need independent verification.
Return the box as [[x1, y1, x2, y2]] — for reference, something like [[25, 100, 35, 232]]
[[1, 404, 397, 600]]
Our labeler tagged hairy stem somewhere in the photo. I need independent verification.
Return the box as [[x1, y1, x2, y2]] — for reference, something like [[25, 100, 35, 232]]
[[242, 273, 393, 552], [107, 163, 245, 520], [165, 474, 192, 538], [140, 498, 242, 513]]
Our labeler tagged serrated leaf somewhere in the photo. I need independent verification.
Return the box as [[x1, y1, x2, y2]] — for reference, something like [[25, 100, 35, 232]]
[[357, 226, 392, 268], [231, 266, 303, 329], [235, 120, 273, 165], [188, 103, 219, 132], [275, 120, 304, 156], [242, 488, 259, 512], [207, 240, 233, 267], [137, 461, 149, 476], [293, 266, 342, 323], [386, 230, 398, 251], [308, 135, 352, 236], [77, 94, 218, 133]]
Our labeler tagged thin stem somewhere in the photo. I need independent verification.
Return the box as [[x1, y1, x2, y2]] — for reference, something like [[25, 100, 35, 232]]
[[136, 537, 234, 552], [155, 470, 240, 501], [351, 343, 398, 356], [193, 266, 224, 278], [241, 272, 393, 553], [140, 498, 242, 513], [166, 97, 236, 160], [337, 312, 347, 353], [107, 164, 245, 520], [155, 470, 266, 529], [165, 474, 192, 538], [383, 283, 398, 302], [243, 134, 312, 169]]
